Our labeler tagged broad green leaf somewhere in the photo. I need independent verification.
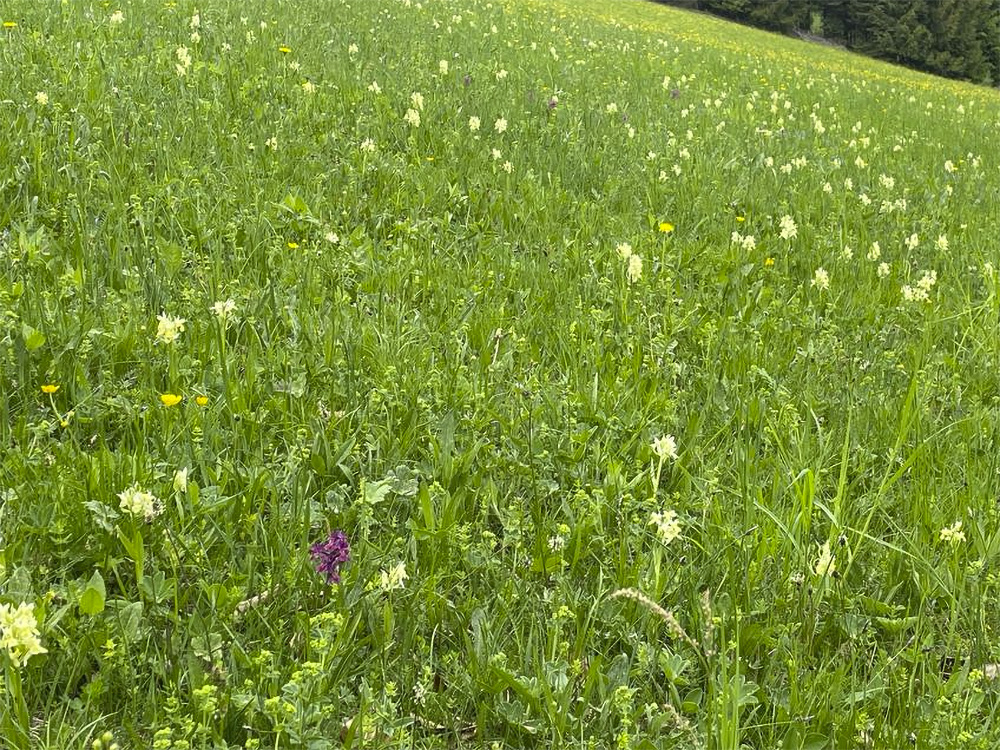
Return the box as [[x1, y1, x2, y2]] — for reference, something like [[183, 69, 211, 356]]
[[21, 323, 45, 351], [79, 571, 106, 616]]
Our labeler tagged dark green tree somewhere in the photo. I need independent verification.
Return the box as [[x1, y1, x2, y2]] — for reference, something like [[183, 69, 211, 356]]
[[814, 0, 851, 39], [701, 0, 751, 21], [747, 0, 811, 32], [982, 0, 1000, 83], [894, 0, 933, 66], [653, 0, 1000, 84], [926, 0, 986, 79]]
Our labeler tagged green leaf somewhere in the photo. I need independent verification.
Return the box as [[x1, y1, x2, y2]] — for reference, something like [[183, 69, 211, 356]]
[[83, 500, 120, 532], [79, 571, 106, 616], [802, 733, 829, 750], [529, 552, 564, 574], [7, 566, 33, 601], [21, 323, 45, 351], [875, 615, 918, 635], [418, 484, 436, 533], [385, 466, 419, 497], [108, 600, 143, 642], [309, 451, 326, 475], [117, 527, 145, 581], [659, 651, 689, 683], [191, 632, 224, 663], [139, 570, 174, 605], [363, 478, 392, 506], [158, 239, 184, 276], [281, 192, 309, 215]]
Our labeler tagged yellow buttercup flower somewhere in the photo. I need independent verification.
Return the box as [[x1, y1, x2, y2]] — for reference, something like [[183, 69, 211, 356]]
[[764, 257, 775, 267], [278, 45, 291, 53], [41, 384, 60, 394], [287, 241, 299, 249], [195, 395, 209, 406], [658, 222, 675, 233], [160, 393, 183, 407], [2, 21, 17, 29]]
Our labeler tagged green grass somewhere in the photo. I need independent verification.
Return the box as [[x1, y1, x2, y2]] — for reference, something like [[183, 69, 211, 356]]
[[2, 0, 1000, 747]]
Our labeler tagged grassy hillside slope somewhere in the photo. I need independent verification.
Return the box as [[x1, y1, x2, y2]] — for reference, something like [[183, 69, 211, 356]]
[[2, 0, 1000, 747]]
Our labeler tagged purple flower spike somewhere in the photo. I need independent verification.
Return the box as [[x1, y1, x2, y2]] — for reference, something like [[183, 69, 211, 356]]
[[310, 530, 350, 584]]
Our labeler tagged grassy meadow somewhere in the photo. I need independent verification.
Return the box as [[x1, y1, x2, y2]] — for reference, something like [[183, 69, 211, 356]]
[[3, 0, 1000, 747]]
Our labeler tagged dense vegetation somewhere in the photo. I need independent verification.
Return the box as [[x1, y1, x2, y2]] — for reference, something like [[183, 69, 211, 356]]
[[659, 0, 1000, 85], [2, 0, 1000, 747]]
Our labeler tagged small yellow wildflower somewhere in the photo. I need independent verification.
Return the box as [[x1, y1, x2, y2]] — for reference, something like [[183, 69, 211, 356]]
[[195, 395, 209, 406], [156, 313, 186, 344], [764, 257, 775, 267], [380, 562, 409, 591], [0, 602, 46, 667], [41, 384, 60, 394], [940, 521, 966, 544], [117, 484, 161, 520], [160, 393, 183, 407], [651, 434, 678, 461], [658, 222, 675, 233], [649, 509, 682, 545], [278, 46, 291, 54], [813, 541, 836, 578], [287, 241, 299, 249], [779, 214, 798, 240], [2, 21, 17, 29], [627, 254, 643, 284]]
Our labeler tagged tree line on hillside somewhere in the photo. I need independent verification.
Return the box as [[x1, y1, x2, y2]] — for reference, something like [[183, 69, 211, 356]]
[[656, 0, 1000, 85]]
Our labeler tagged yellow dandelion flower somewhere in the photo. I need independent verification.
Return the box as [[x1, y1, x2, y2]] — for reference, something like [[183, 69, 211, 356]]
[[41, 384, 60, 394], [3, 21, 17, 29], [658, 222, 675, 233], [195, 395, 209, 406], [287, 241, 299, 249], [160, 393, 183, 407], [278, 45, 291, 54], [764, 257, 775, 267], [736, 215, 746, 223]]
